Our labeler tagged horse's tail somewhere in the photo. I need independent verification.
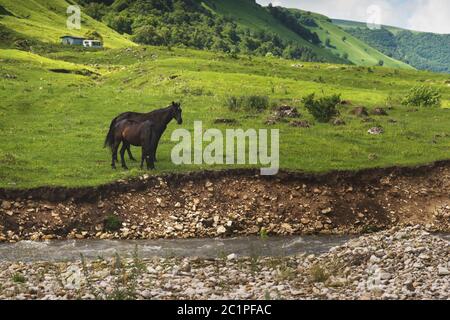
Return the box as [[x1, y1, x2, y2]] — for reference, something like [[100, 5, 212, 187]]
[[104, 117, 118, 150]]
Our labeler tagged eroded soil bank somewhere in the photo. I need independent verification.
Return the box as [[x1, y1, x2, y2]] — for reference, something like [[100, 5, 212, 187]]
[[0, 161, 449, 242]]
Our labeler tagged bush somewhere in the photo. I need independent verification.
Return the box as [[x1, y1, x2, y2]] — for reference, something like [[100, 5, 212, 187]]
[[302, 93, 341, 123], [401, 85, 441, 107], [104, 214, 122, 232], [225, 95, 269, 112]]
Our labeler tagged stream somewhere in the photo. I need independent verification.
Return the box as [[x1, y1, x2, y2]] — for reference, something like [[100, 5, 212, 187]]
[[0, 234, 448, 262]]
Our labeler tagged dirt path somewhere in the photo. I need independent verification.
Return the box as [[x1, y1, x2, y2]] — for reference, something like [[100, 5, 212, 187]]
[[0, 161, 449, 242]]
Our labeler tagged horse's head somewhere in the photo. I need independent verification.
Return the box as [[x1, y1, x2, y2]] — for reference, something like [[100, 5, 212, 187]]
[[171, 101, 183, 125]]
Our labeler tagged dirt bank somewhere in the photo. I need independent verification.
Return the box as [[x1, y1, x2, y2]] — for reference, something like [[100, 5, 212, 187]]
[[0, 161, 449, 242]]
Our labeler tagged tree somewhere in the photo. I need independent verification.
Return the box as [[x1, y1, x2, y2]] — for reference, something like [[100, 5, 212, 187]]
[[84, 30, 103, 41], [132, 26, 162, 45], [106, 13, 132, 34], [378, 59, 384, 66], [325, 38, 331, 47]]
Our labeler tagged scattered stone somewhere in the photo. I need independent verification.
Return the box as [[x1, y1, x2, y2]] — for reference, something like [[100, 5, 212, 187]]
[[351, 107, 369, 117], [214, 118, 239, 125], [1, 201, 12, 210], [217, 226, 226, 234], [290, 120, 310, 128], [371, 108, 388, 116], [368, 127, 384, 135], [332, 118, 346, 126]]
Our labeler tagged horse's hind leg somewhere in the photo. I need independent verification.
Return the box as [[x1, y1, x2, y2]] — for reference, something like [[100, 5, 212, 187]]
[[120, 143, 129, 170], [127, 145, 137, 162], [111, 141, 120, 170]]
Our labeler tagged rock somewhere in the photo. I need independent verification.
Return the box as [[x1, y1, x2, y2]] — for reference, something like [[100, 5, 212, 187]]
[[213, 118, 238, 125], [351, 107, 369, 117], [300, 218, 310, 225], [227, 253, 237, 261], [438, 267, 449, 276], [274, 106, 300, 119], [332, 118, 346, 126], [174, 224, 183, 231], [371, 108, 388, 116], [290, 120, 310, 128], [1, 201, 12, 210], [321, 208, 332, 215], [368, 127, 384, 135], [217, 225, 226, 234], [281, 223, 294, 233]]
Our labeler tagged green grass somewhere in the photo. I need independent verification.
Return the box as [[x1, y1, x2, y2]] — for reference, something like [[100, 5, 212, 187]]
[[0, 0, 135, 48], [0, 44, 449, 189]]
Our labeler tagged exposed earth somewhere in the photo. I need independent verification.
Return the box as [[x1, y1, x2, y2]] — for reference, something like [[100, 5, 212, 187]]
[[0, 161, 449, 242]]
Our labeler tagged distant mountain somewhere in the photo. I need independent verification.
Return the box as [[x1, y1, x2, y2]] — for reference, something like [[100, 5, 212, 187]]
[[333, 19, 450, 73]]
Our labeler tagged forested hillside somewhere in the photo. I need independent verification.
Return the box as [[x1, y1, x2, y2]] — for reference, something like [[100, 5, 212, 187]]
[[334, 20, 450, 73]]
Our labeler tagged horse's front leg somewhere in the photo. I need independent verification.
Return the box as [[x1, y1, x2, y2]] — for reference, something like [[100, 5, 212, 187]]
[[147, 136, 157, 170], [152, 134, 162, 162], [120, 143, 129, 170]]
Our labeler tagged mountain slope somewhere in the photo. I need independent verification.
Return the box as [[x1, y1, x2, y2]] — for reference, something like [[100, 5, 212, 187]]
[[286, 9, 412, 69], [198, 0, 343, 63], [202, 1, 410, 68], [333, 19, 450, 73], [0, 0, 135, 48]]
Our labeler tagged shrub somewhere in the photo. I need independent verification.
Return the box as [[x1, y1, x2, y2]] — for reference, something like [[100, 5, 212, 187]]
[[309, 264, 329, 283], [401, 85, 441, 107], [104, 214, 122, 232], [225, 95, 269, 112], [302, 93, 341, 123], [12, 273, 26, 283]]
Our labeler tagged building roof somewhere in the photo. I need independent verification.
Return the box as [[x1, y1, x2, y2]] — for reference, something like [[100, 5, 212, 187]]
[[60, 35, 85, 40]]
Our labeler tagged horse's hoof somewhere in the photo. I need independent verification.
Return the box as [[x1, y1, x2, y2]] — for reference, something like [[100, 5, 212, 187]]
[[122, 167, 129, 170], [112, 166, 116, 170]]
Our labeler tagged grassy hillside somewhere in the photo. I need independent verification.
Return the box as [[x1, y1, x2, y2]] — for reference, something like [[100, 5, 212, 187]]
[[291, 10, 412, 69], [0, 0, 135, 48], [333, 19, 450, 73], [1, 44, 449, 188]]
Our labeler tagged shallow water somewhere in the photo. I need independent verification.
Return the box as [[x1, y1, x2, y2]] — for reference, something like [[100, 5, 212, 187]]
[[0, 235, 353, 262], [0, 234, 447, 262]]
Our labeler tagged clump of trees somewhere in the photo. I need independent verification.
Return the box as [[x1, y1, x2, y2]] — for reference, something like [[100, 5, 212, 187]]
[[267, 5, 320, 44]]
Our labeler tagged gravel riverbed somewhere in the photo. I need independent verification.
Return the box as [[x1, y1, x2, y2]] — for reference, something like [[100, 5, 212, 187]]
[[0, 226, 448, 300]]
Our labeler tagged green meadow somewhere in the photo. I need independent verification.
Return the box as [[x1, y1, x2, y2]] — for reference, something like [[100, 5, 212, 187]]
[[0, 45, 449, 189]]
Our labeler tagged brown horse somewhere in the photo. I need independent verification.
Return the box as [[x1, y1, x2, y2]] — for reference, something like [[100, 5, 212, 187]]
[[108, 120, 156, 170], [104, 102, 183, 163]]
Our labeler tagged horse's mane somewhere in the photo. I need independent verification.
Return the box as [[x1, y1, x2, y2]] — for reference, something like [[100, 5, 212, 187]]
[[147, 104, 173, 116]]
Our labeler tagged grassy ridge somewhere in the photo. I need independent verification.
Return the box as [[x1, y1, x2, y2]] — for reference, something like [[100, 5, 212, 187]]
[[0, 45, 449, 188], [302, 11, 413, 69], [0, 0, 135, 48]]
